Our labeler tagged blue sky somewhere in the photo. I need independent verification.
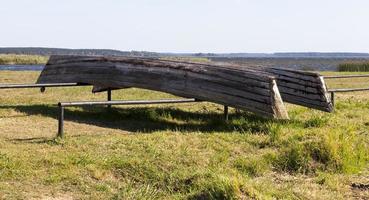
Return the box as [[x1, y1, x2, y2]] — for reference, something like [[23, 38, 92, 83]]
[[1, 0, 368, 53]]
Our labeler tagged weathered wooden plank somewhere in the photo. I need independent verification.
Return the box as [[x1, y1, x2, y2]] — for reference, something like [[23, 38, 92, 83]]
[[277, 81, 321, 94], [269, 75, 323, 88], [281, 93, 333, 112], [265, 68, 322, 82], [277, 87, 327, 101]]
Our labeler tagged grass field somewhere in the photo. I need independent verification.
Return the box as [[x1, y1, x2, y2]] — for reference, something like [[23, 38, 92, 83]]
[[0, 54, 49, 65], [0, 71, 368, 199]]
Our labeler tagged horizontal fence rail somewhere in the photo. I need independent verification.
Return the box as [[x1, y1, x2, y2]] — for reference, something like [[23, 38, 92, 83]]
[[58, 98, 200, 107], [0, 83, 86, 89], [328, 87, 369, 93], [323, 74, 369, 107], [323, 74, 369, 79]]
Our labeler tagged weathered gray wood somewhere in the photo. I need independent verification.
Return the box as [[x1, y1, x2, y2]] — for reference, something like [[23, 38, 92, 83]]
[[156, 59, 333, 112], [37, 55, 289, 119], [281, 94, 332, 112], [244, 67, 333, 112]]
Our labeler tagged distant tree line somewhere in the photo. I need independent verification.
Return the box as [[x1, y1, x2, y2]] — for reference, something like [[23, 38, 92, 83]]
[[1, 48, 369, 58], [0, 47, 162, 57]]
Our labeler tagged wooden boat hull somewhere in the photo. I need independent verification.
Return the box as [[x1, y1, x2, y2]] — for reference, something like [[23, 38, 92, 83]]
[[155, 60, 333, 112], [37, 55, 289, 119]]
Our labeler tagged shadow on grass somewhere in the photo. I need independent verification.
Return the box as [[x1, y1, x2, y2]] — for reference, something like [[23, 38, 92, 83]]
[[0, 104, 287, 134]]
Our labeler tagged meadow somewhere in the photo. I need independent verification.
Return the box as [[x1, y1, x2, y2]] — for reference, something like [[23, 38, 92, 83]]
[[0, 71, 368, 199], [0, 54, 48, 65]]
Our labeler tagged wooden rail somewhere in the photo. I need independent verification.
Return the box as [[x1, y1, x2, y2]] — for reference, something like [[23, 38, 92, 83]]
[[324, 74, 369, 79], [323, 74, 369, 106], [328, 88, 369, 93], [328, 87, 369, 107], [0, 83, 83, 89]]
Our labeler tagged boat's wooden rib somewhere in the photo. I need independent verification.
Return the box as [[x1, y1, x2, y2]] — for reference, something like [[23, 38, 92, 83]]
[[37, 55, 289, 119]]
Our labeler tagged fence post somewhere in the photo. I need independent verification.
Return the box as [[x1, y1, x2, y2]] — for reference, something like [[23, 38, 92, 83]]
[[40, 86, 46, 93], [330, 92, 335, 108], [224, 105, 229, 122], [57, 104, 64, 138], [107, 89, 112, 108]]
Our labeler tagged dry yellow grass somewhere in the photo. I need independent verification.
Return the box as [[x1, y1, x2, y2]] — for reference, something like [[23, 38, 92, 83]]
[[0, 54, 49, 65]]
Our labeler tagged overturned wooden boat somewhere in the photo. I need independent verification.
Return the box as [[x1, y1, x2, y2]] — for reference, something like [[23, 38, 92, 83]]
[[150, 59, 333, 112], [36, 55, 333, 119]]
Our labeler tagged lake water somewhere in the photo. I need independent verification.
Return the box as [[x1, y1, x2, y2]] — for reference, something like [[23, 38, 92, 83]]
[[0, 65, 44, 71]]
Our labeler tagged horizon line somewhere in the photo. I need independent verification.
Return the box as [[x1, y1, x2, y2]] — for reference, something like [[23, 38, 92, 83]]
[[1, 47, 369, 55]]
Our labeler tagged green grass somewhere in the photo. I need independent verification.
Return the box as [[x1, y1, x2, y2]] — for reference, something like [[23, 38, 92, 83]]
[[0, 71, 368, 199], [338, 62, 369, 72], [0, 54, 49, 65]]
